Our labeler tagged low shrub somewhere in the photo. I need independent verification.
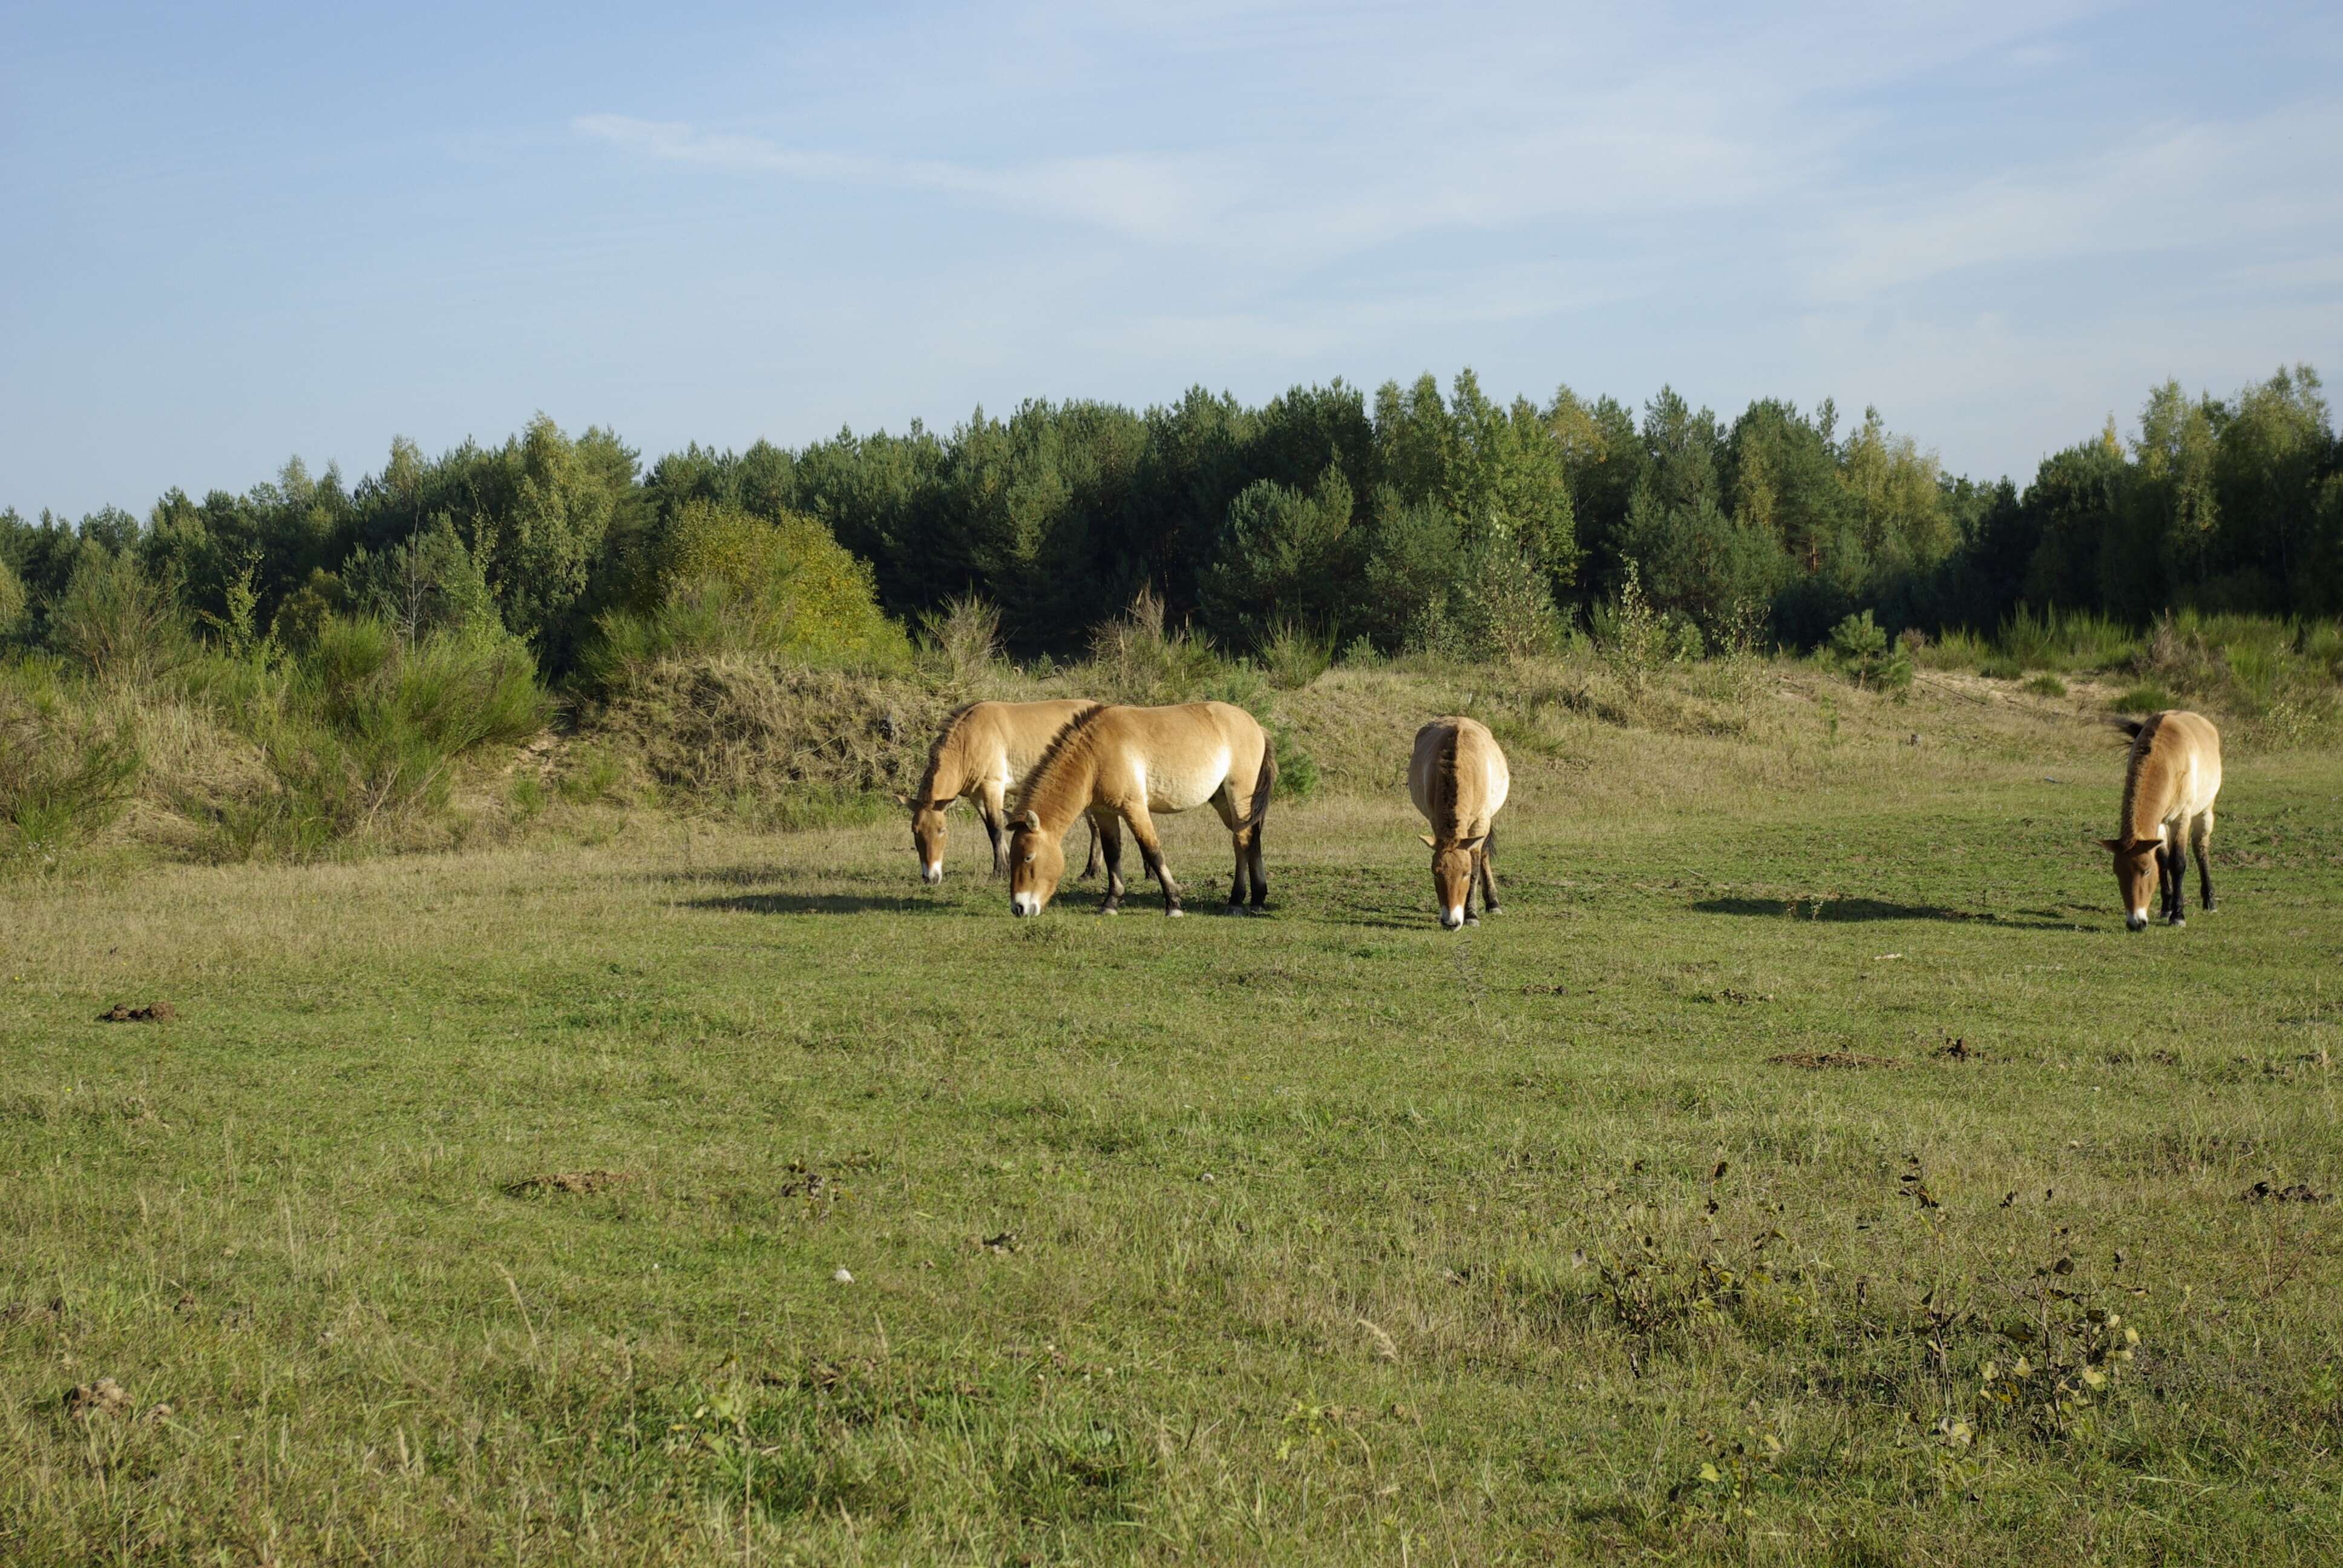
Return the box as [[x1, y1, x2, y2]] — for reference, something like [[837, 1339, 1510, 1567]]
[[1827, 610, 1913, 693], [2024, 673, 2068, 697], [1260, 621, 1334, 690], [918, 594, 1005, 688], [0, 656, 143, 862], [189, 617, 554, 855]]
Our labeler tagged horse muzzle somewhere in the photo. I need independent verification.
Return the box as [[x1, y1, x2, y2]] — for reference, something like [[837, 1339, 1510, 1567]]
[[1011, 891, 1041, 917], [1440, 906, 1465, 932], [922, 862, 943, 886], [2126, 911, 2148, 932]]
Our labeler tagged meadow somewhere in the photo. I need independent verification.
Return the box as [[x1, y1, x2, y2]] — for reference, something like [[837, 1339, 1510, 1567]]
[[4, 662, 2341, 1564]]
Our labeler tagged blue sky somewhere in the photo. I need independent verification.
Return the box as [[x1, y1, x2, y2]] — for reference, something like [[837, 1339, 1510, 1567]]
[[5, 1, 2339, 518]]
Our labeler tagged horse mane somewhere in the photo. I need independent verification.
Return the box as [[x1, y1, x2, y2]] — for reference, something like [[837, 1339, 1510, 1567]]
[[917, 701, 985, 802], [1015, 702, 1115, 827], [2119, 710, 2171, 838]]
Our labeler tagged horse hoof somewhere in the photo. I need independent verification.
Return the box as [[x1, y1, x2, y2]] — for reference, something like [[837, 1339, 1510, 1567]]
[[1464, 915, 1480, 926], [1099, 906, 1120, 916], [1167, 908, 1184, 918]]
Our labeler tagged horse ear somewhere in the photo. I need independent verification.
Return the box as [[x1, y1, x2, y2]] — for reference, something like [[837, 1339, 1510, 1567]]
[[2097, 837, 2126, 853], [1457, 835, 1485, 852], [1017, 809, 1042, 831], [893, 792, 913, 808], [1418, 834, 1438, 849]]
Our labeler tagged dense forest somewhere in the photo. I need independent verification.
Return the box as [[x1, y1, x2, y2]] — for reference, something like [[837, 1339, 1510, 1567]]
[[4, 365, 2339, 682]]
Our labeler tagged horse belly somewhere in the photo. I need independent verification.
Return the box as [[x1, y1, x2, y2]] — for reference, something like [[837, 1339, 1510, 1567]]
[[1142, 748, 1230, 814]]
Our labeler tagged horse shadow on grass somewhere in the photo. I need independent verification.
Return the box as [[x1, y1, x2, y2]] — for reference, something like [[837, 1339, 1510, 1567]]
[[1692, 896, 2076, 930], [683, 890, 965, 917]]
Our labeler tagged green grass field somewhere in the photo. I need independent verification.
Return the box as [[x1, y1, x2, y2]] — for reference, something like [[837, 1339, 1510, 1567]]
[[5, 671, 2341, 1564]]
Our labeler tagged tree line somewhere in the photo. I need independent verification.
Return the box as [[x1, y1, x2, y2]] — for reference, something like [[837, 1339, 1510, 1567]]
[[4, 365, 2338, 681]]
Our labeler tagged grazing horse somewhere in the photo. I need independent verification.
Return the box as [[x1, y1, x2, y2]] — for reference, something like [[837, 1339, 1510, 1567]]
[[1006, 702, 1274, 917], [2100, 710, 2221, 932], [900, 699, 1102, 883], [1409, 717, 1510, 930]]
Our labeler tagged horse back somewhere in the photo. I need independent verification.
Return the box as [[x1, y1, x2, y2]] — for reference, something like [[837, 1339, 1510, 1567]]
[[1411, 716, 1507, 838]]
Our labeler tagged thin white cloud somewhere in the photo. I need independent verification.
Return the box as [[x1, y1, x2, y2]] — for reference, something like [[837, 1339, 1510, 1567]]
[[1812, 102, 2343, 298], [572, 114, 1227, 244]]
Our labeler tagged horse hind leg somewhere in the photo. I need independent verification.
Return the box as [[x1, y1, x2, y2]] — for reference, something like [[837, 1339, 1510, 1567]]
[[1211, 785, 1250, 909], [2192, 809, 2216, 912]]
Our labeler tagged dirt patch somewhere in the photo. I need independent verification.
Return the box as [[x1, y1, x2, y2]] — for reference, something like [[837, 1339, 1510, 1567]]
[[97, 1002, 176, 1023], [2240, 1181, 2330, 1205], [504, 1169, 636, 1197], [64, 1377, 134, 1419], [1937, 1037, 1982, 1062], [1769, 1051, 1904, 1070]]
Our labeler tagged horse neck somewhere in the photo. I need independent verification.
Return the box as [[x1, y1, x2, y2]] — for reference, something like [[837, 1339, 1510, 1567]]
[[2124, 731, 2176, 839], [1024, 739, 1100, 835]]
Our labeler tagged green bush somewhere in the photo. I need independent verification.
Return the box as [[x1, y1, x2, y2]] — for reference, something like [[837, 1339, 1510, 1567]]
[[582, 501, 911, 690], [917, 594, 1004, 688], [0, 557, 27, 639], [0, 657, 142, 861], [1077, 587, 1225, 704], [1827, 610, 1913, 692], [2024, 673, 2068, 697], [50, 547, 192, 684], [2111, 684, 2171, 714], [194, 617, 554, 854], [1261, 621, 1334, 690]]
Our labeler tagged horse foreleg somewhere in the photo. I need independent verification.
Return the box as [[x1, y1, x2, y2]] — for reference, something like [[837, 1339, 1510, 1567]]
[[1123, 805, 1182, 916], [1093, 810, 1127, 914], [978, 783, 1009, 877], [1078, 814, 1103, 881], [1477, 825, 1500, 915], [2192, 809, 2216, 912], [2164, 835, 2188, 926]]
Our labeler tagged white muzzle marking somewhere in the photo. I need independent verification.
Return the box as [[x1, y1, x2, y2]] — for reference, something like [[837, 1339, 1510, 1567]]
[[923, 861, 943, 885], [1011, 891, 1040, 917], [1443, 904, 1466, 930]]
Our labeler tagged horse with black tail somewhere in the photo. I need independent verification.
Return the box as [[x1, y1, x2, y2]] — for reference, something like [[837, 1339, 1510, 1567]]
[[1005, 702, 1274, 917]]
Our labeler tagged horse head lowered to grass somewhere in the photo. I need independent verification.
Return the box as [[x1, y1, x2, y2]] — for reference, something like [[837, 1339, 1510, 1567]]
[[2099, 710, 2221, 932], [1006, 701, 1274, 918], [899, 699, 1101, 884], [1409, 716, 1510, 930]]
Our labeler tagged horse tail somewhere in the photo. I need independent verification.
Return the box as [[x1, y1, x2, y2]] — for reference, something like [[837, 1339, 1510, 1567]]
[[2110, 716, 2147, 742], [1248, 718, 1277, 832]]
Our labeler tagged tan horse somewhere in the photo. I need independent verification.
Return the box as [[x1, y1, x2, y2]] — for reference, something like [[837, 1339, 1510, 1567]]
[[1006, 702, 1273, 917], [1410, 717, 1510, 930], [901, 699, 1102, 883], [2099, 710, 2221, 931]]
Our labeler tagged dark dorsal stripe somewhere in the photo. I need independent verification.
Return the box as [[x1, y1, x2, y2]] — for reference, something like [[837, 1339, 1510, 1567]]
[[1435, 722, 1465, 843]]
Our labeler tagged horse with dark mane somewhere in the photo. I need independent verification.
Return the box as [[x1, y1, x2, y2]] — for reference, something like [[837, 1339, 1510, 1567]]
[[1005, 702, 1273, 917], [2100, 710, 2221, 931], [1409, 716, 1509, 930], [900, 700, 1101, 883]]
